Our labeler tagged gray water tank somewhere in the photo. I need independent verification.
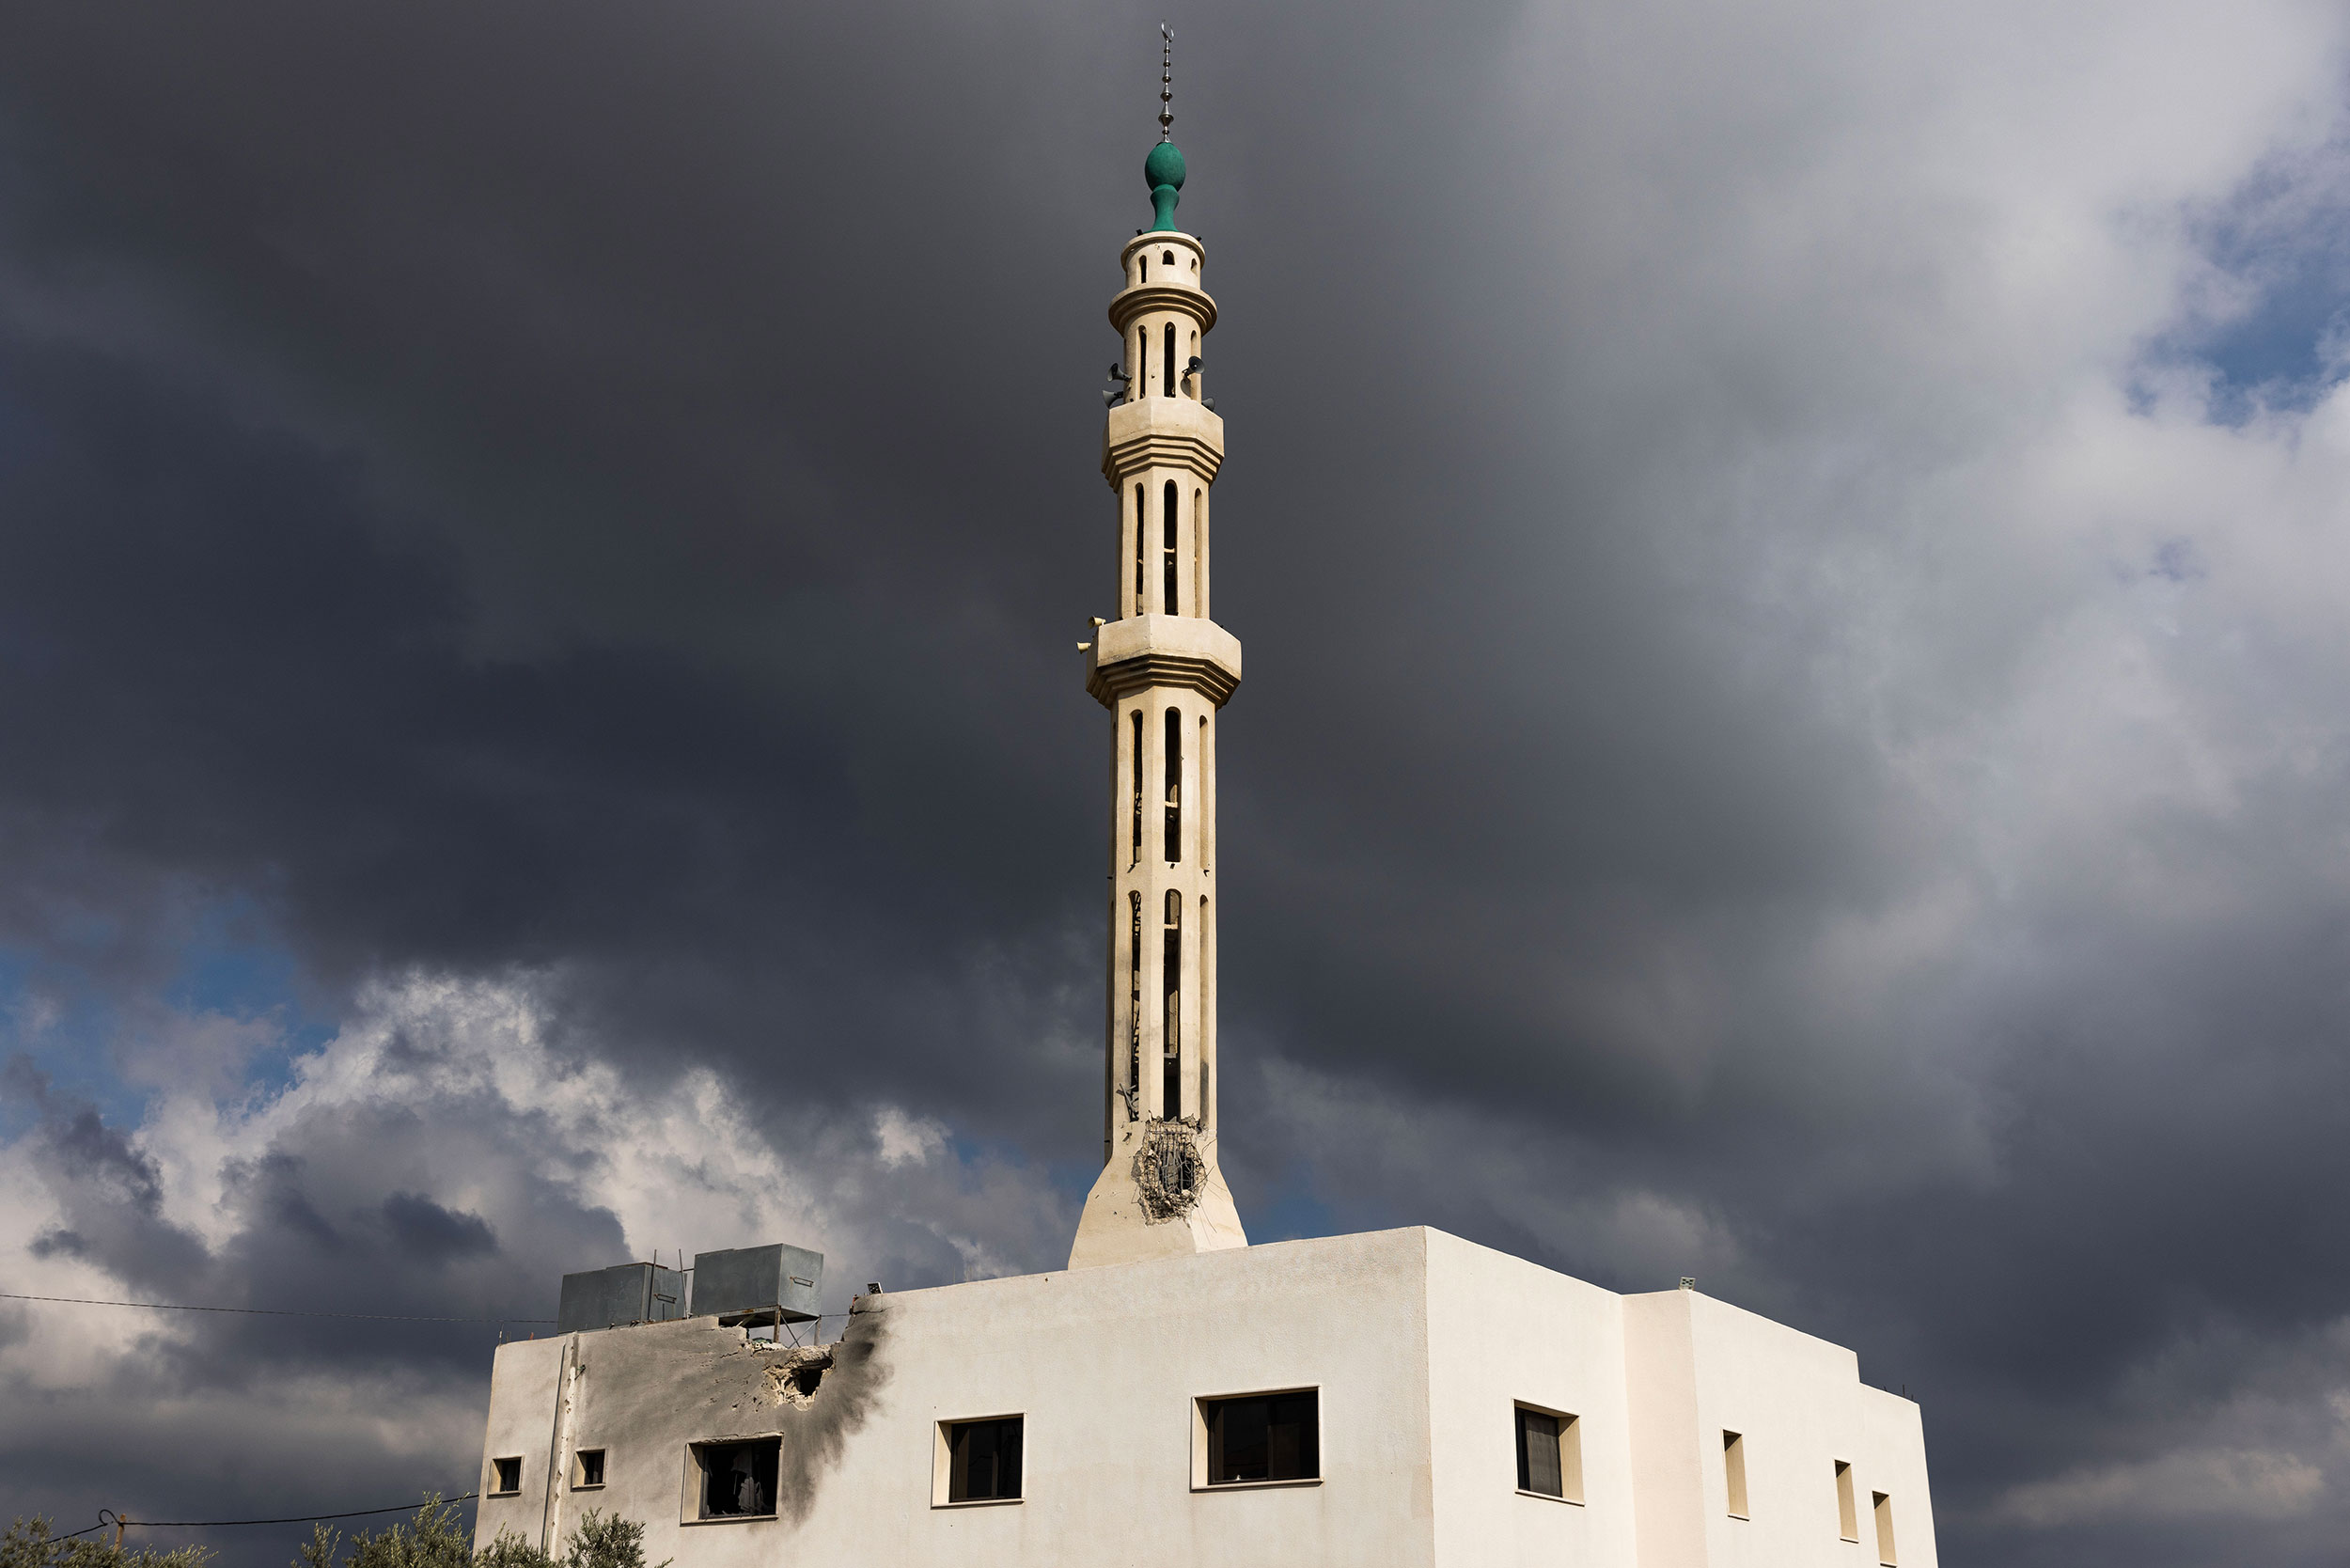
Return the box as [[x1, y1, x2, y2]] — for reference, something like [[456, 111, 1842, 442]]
[[691, 1243, 823, 1325], [556, 1262, 683, 1334]]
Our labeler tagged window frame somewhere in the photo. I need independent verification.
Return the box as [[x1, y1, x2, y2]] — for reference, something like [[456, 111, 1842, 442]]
[[572, 1448, 606, 1491], [488, 1456, 523, 1497], [1191, 1386, 1324, 1492], [1511, 1401, 1584, 1505], [682, 1435, 782, 1525], [931, 1413, 1026, 1509]]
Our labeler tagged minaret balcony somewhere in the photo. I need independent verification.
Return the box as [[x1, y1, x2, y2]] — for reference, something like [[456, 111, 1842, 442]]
[[1101, 395, 1225, 487], [1086, 614, 1242, 709]]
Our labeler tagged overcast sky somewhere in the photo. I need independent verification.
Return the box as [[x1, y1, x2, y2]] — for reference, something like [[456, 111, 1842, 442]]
[[6, 1, 2350, 1563]]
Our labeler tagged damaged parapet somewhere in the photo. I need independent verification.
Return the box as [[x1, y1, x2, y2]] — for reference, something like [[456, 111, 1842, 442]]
[[556, 1261, 683, 1334], [692, 1243, 824, 1326]]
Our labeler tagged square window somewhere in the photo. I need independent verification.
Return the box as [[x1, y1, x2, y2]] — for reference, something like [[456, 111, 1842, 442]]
[[1198, 1389, 1319, 1485], [490, 1457, 522, 1497], [574, 1449, 605, 1490], [691, 1438, 779, 1520], [934, 1416, 1024, 1504], [1512, 1403, 1582, 1502]]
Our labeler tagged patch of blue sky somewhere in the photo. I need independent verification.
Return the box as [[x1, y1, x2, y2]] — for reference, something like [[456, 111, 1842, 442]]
[[2144, 149, 2350, 423], [0, 896, 332, 1131]]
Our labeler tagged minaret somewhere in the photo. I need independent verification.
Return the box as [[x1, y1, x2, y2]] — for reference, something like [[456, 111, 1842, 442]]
[[1068, 33, 1248, 1270]]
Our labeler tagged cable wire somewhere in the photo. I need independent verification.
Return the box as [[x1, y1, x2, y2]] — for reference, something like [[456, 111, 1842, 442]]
[[63, 1499, 480, 1536], [0, 1292, 552, 1324]]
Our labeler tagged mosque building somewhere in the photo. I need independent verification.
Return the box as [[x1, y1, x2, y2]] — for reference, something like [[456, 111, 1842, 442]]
[[469, 49, 1939, 1568]]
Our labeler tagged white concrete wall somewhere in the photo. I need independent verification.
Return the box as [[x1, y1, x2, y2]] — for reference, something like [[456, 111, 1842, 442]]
[[1623, 1288, 1938, 1568], [1421, 1230, 1639, 1568], [473, 1230, 1935, 1568], [478, 1229, 1438, 1568]]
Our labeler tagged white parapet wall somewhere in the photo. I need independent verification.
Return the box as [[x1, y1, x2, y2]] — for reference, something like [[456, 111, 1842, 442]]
[[472, 1227, 1935, 1568]]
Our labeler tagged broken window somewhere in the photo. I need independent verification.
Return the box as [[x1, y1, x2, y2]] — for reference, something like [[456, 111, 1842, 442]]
[[490, 1457, 522, 1497], [944, 1417, 1024, 1503], [573, 1449, 605, 1489], [1201, 1389, 1319, 1484], [694, 1437, 780, 1519]]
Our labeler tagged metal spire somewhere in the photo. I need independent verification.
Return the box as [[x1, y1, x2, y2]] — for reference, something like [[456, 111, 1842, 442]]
[[1158, 24, 1174, 142]]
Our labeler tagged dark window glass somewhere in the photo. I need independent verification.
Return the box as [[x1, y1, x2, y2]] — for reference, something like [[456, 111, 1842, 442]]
[[1203, 1390, 1319, 1483], [1515, 1408, 1562, 1496], [577, 1449, 605, 1488], [947, 1417, 1025, 1502], [697, 1437, 779, 1518], [491, 1457, 522, 1495]]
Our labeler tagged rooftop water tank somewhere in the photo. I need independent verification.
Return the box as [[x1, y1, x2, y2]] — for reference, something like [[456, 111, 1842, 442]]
[[691, 1243, 822, 1325], [556, 1262, 683, 1334]]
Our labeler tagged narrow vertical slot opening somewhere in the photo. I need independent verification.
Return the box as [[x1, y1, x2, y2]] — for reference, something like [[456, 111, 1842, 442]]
[[1835, 1461, 1857, 1542], [1133, 485, 1144, 615], [1872, 1492, 1897, 1565], [1130, 709, 1143, 864], [1163, 322, 1176, 400], [1724, 1431, 1748, 1519], [1126, 890, 1142, 1121], [1162, 889, 1182, 1118], [1163, 480, 1179, 615], [1165, 707, 1182, 863], [1192, 488, 1203, 612]]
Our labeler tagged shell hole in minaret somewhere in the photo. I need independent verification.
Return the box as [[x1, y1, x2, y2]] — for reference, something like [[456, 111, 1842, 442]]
[[1162, 480, 1179, 615], [1163, 889, 1182, 1119], [1164, 707, 1182, 863]]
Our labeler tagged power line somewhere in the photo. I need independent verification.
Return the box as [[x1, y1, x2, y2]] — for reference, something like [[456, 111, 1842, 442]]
[[59, 1498, 480, 1538], [0, 1292, 552, 1324]]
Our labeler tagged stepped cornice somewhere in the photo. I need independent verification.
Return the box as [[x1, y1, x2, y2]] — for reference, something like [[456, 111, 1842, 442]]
[[1101, 397, 1226, 487], [1108, 282, 1218, 336], [1085, 614, 1243, 709]]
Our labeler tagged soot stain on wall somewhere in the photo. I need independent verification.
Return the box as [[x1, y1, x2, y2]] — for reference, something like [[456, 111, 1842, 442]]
[[761, 1300, 891, 1525]]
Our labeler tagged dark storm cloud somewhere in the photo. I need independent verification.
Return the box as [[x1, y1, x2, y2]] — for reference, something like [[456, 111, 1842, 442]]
[[5, 1, 2350, 1565]]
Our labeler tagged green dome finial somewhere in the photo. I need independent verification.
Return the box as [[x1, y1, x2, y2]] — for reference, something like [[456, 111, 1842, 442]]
[[1145, 140, 1186, 231], [1147, 23, 1184, 231]]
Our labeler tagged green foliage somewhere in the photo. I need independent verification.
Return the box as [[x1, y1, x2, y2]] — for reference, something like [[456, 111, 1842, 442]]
[[0, 1516, 213, 1568], [292, 1500, 663, 1568], [556, 1513, 665, 1568]]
